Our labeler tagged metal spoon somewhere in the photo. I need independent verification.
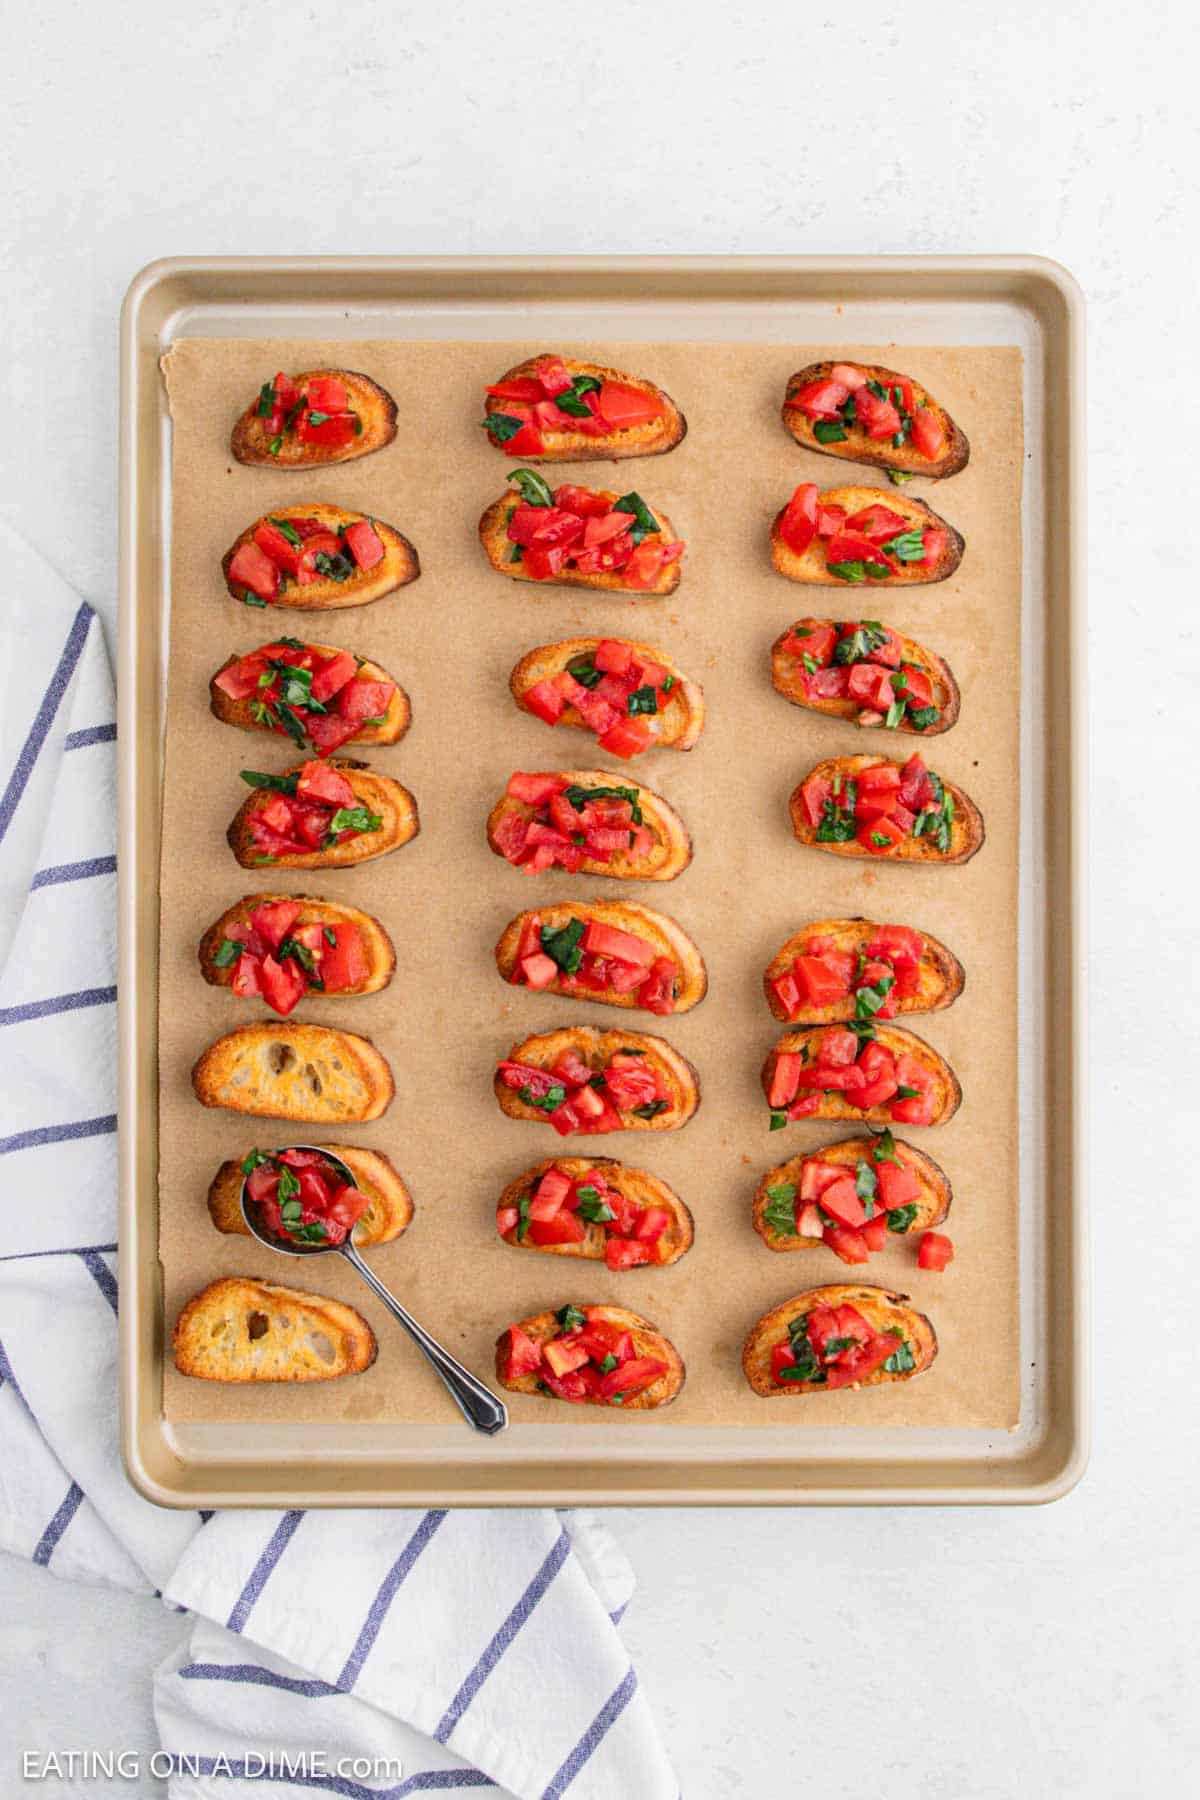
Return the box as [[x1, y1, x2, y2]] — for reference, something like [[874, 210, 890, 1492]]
[[241, 1147, 507, 1436]]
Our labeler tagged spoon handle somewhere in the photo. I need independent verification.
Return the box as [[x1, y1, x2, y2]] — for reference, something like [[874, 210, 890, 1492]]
[[339, 1243, 508, 1436]]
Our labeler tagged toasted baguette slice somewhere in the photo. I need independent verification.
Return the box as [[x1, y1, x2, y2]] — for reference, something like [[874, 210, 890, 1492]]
[[486, 769, 691, 883], [743, 1283, 937, 1396], [762, 1024, 962, 1127], [228, 761, 419, 871], [495, 1156, 693, 1265], [222, 504, 419, 611], [198, 894, 396, 999], [483, 355, 686, 461], [510, 637, 706, 752], [496, 899, 707, 1016], [496, 1025, 700, 1132], [770, 486, 963, 586], [771, 618, 960, 736], [495, 1303, 685, 1409], [782, 361, 969, 478], [751, 1136, 951, 1252], [231, 370, 397, 467], [210, 641, 410, 749], [763, 917, 964, 1025], [207, 1144, 413, 1247], [479, 491, 682, 598], [790, 753, 983, 868], [192, 1022, 394, 1122], [173, 1276, 377, 1383]]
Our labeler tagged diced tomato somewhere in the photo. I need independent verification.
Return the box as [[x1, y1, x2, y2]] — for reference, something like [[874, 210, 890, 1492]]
[[769, 970, 801, 1018], [270, 371, 299, 413], [861, 1214, 888, 1253], [819, 1178, 867, 1228], [528, 1210, 587, 1246], [634, 1207, 671, 1243], [606, 1238, 653, 1270], [487, 377, 545, 404], [896, 666, 934, 710], [249, 900, 300, 948], [228, 541, 280, 603], [554, 1049, 593, 1089], [214, 654, 269, 701], [598, 715, 654, 760], [296, 761, 356, 807], [794, 954, 855, 1007], [852, 387, 903, 440], [855, 787, 900, 824], [857, 816, 907, 855], [767, 1052, 802, 1109], [864, 628, 903, 669], [820, 1027, 859, 1066], [799, 1160, 845, 1201], [503, 1326, 544, 1379], [803, 667, 851, 704], [592, 639, 633, 675], [596, 382, 663, 428], [780, 483, 819, 557], [770, 1342, 798, 1384], [829, 364, 867, 390], [258, 952, 307, 1016], [825, 1333, 896, 1388], [319, 924, 368, 992], [524, 544, 568, 580], [790, 377, 850, 419], [552, 483, 613, 517], [583, 510, 636, 548], [799, 772, 833, 830], [254, 521, 305, 575], [920, 528, 948, 568], [341, 519, 384, 570], [910, 407, 946, 461], [890, 954, 921, 998], [898, 754, 934, 809], [867, 924, 924, 962], [622, 541, 671, 589], [304, 376, 348, 413], [530, 356, 572, 398], [858, 765, 903, 798], [816, 504, 847, 538], [507, 772, 564, 806], [305, 711, 363, 757], [918, 1231, 954, 1271], [597, 1355, 666, 1400], [542, 1335, 590, 1378], [496, 1206, 520, 1235], [787, 1094, 821, 1119], [583, 921, 655, 967], [502, 423, 546, 457], [786, 622, 838, 667], [338, 679, 396, 725], [877, 1161, 922, 1210], [518, 952, 557, 990], [845, 504, 909, 543], [307, 651, 357, 704], [603, 1060, 661, 1114], [824, 1224, 870, 1265], [825, 530, 891, 569], [529, 1172, 573, 1222], [296, 410, 358, 448], [231, 952, 262, 998], [531, 510, 587, 552], [847, 663, 896, 713]]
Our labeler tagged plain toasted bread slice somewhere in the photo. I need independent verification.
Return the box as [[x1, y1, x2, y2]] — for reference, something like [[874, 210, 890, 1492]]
[[231, 371, 397, 468], [191, 1022, 394, 1122], [510, 636, 706, 752], [496, 1025, 700, 1132], [479, 491, 682, 598], [486, 769, 692, 883], [762, 1024, 962, 1127], [222, 504, 419, 611], [228, 761, 419, 871], [495, 899, 707, 1015], [743, 1283, 937, 1396], [771, 618, 960, 736], [789, 754, 984, 867], [207, 1144, 413, 1247], [495, 1156, 693, 1265], [495, 1303, 685, 1409], [198, 894, 396, 999], [751, 1136, 951, 1252], [210, 641, 411, 748], [483, 356, 686, 462], [770, 486, 964, 587], [173, 1276, 377, 1383], [781, 361, 969, 478], [763, 917, 964, 1025]]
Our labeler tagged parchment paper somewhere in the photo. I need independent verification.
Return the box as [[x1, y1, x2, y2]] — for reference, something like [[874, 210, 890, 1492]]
[[159, 338, 1022, 1429]]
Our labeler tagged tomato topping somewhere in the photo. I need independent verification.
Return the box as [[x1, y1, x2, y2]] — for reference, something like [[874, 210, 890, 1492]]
[[825, 530, 891, 569], [780, 483, 819, 557], [799, 772, 833, 829], [295, 761, 356, 807], [790, 378, 850, 419], [583, 921, 656, 967], [766, 1052, 801, 1109], [828, 364, 867, 390], [597, 1356, 666, 1400], [228, 541, 280, 603], [296, 410, 359, 448], [824, 1224, 870, 1265], [785, 622, 838, 666], [305, 376, 348, 413], [503, 1326, 544, 1379], [819, 1178, 867, 1229], [861, 1214, 889, 1253], [597, 715, 654, 760], [596, 382, 663, 428], [876, 1161, 922, 1210], [918, 1231, 954, 1271], [503, 423, 546, 457], [319, 923, 368, 992], [605, 1238, 653, 1270], [847, 663, 895, 713], [910, 407, 945, 460], [920, 528, 948, 568], [852, 387, 903, 440], [342, 519, 384, 570], [845, 504, 909, 542]]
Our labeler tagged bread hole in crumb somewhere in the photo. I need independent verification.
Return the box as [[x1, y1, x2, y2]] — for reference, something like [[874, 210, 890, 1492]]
[[269, 1042, 297, 1075], [304, 1063, 322, 1095], [307, 1331, 336, 1364], [246, 1310, 270, 1341]]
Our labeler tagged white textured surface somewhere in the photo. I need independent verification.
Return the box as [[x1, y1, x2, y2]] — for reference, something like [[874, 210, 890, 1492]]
[[2, 0, 1198, 1794]]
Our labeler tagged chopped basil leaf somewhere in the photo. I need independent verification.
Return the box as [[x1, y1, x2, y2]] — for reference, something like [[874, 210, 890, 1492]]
[[313, 551, 354, 583], [869, 830, 891, 847], [823, 1336, 857, 1357], [256, 380, 276, 418], [769, 1111, 788, 1131], [212, 938, 242, 969], [324, 806, 383, 840], [626, 685, 659, 716], [848, 1018, 878, 1041], [887, 469, 914, 486], [802, 653, 820, 675], [896, 1083, 920, 1099], [274, 703, 309, 749], [827, 560, 866, 584], [540, 916, 585, 975], [816, 781, 857, 843], [879, 529, 926, 563], [864, 563, 890, 580], [883, 1339, 916, 1373], [885, 700, 906, 730], [277, 934, 318, 975], [240, 769, 298, 794], [552, 374, 602, 416], [507, 467, 555, 507], [509, 543, 524, 562], [855, 1161, 878, 1216], [240, 1148, 269, 1174], [518, 1083, 566, 1113], [267, 436, 283, 456], [614, 491, 660, 546], [762, 1182, 798, 1235], [483, 411, 527, 444], [242, 589, 268, 607], [268, 516, 302, 547], [813, 419, 848, 443], [576, 1192, 615, 1223], [908, 705, 940, 729], [556, 1304, 587, 1333], [834, 621, 889, 665], [277, 1165, 300, 1202], [323, 926, 337, 946], [936, 789, 955, 853], [516, 1195, 532, 1242], [566, 653, 602, 690], [855, 972, 894, 1019], [870, 1126, 900, 1165], [866, 379, 888, 401], [630, 1099, 668, 1120], [661, 674, 675, 691], [564, 783, 642, 826], [886, 1203, 919, 1233], [598, 1353, 619, 1373]]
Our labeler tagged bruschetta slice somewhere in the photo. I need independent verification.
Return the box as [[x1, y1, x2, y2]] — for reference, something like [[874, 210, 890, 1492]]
[[222, 504, 419, 612], [191, 1022, 394, 1123], [496, 1025, 700, 1135], [210, 638, 410, 758], [764, 919, 964, 1026], [231, 370, 397, 468], [751, 1131, 951, 1261], [781, 361, 969, 479], [496, 1302, 684, 1409], [763, 1022, 961, 1130], [487, 769, 691, 882], [481, 354, 686, 462], [790, 752, 983, 867], [198, 894, 396, 1015], [228, 759, 419, 871], [771, 484, 963, 587], [209, 1143, 413, 1248], [495, 1156, 693, 1268], [771, 618, 959, 736], [479, 470, 684, 596], [174, 1277, 377, 1383], [510, 636, 705, 758], [496, 899, 707, 1018], [742, 1283, 937, 1396]]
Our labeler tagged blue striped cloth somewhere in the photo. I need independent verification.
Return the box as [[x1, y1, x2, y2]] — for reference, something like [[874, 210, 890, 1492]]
[[0, 528, 679, 1800]]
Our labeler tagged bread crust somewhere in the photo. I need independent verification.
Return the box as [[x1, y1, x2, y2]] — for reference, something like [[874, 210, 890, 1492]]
[[231, 370, 398, 468], [496, 1024, 700, 1132], [207, 1144, 413, 1247], [763, 916, 964, 1025], [770, 486, 963, 587], [751, 1136, 951, 1252], [510, 636, 705, 752], [495, 1156, 693, 1265], [781, 361, 969, 478], [228, 760, 419, 871], [198, 893, 396, 999], [484, 356, 686, 462], [222, 504, 419, 611], [486, 768, 691, 883], [495, 898, 707, 1016], [743, 1282, 937, 1395], [191, 1022, 395, 1123], [761, 1023, 962, 1127], [479, 493, 682, 597], [771, 618, 961, 736], [788, 753, 984, 868], [173, 1276, 378, 1383], [210, 642, 411, 748], [495, 1303, 685, 1409]]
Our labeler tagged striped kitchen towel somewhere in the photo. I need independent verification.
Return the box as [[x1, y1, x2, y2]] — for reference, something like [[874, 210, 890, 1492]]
[[0, 526, 678, 1800]]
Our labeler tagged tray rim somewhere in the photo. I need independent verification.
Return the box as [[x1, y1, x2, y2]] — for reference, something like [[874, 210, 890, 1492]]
[[118, 253, 1088, 1508]]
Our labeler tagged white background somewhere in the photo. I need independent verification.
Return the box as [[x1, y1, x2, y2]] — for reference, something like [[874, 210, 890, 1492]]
[[2, 1, 1197, 1794]]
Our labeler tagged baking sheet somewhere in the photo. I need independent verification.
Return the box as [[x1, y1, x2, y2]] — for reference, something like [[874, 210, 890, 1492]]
[[157, 335, 1022, 1432]]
